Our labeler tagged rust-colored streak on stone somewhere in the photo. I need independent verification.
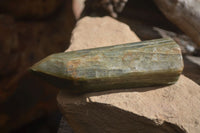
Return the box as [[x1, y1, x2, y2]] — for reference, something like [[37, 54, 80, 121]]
[[86, 55, 100, 62], [67, 59, 81, 78], [31, 38, 183, 93]]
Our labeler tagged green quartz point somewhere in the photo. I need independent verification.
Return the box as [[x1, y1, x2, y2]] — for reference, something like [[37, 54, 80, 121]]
[[31, 38, 184, 93]]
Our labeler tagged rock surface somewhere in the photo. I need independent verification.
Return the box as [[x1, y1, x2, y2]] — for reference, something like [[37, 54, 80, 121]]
[[57, 16, 200, 133], [67, 16, 140, 51], [58, 75, 200, 133], [154, 0, 200, 46]]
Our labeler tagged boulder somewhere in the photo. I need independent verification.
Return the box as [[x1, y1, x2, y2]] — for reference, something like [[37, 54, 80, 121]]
[[57, 16, 200, 133]]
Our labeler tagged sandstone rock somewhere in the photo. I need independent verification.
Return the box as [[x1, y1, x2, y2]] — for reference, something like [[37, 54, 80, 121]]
[[73, 0, 85, 19], [57, 16, 200, 133], [67, 16, 140, 51], [58, 75, 200, 133]]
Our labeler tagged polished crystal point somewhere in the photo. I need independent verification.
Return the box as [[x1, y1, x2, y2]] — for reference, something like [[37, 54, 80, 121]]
[[31, 38, 184, 93]]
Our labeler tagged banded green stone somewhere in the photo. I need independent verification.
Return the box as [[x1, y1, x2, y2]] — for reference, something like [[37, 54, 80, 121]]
[[31, 38, 184, 93]]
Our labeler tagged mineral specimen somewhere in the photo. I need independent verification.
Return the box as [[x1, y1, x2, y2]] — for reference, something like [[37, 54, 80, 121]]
[[31, 38, 184, 93]]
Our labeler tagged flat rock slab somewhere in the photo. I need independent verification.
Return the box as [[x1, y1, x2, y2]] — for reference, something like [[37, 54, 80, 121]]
[[58, 16, 200, 133], [58, 75, 200, 133], [66, 16, 140, 52]]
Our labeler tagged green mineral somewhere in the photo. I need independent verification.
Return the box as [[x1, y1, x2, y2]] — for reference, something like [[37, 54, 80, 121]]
[[31, 38, 184, 93]]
